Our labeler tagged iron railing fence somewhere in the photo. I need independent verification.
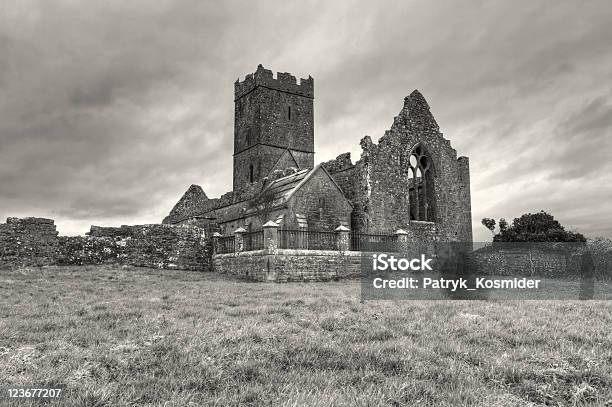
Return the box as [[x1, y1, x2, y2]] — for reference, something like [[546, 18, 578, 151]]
[[216, 229, 400, 253], [243, 230, 264, 251], [279, 229, 338, 250], [217, 236, 235, 254], [350, 232, 397, 252]]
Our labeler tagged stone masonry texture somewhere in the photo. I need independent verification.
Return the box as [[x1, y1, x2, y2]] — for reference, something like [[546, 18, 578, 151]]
[[213, 249, 362, 282], [0, 217, 214, 271], [233, 64, 314, 189], [467, 245, 583, 279], [0, 217, 58, 268]]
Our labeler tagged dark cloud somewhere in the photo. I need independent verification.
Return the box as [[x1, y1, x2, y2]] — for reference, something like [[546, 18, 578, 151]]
[[0, 0, 611, 239]]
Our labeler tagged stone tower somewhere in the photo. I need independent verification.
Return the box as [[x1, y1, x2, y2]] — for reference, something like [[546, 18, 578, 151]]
[[233, 65, 314, 191]]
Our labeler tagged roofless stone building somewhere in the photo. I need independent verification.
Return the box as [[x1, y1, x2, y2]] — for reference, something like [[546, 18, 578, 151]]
[[163, 65, 472, 244]]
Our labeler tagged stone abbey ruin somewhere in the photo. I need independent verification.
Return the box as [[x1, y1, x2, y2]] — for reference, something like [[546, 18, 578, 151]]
[[1, 65, 480, 280], [164, 64, 473, 243], [2, 65, 600, 282]]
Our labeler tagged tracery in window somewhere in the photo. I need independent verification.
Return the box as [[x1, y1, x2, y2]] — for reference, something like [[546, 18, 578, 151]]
[[407, 144, 436, 222]]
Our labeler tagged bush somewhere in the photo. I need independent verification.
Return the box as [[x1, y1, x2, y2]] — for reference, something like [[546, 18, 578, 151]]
[[484, 211, 586, 243]]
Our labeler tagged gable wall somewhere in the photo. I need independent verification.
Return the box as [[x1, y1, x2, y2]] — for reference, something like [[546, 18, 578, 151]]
[[289, 169, 351, 231], [325, 92, 472, 241]]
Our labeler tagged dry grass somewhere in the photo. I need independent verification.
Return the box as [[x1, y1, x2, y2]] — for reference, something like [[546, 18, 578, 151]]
[[0, 265, 611, 406]]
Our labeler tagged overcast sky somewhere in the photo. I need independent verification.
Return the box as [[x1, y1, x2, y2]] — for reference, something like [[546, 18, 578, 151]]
[[1, 0, 611, 240]]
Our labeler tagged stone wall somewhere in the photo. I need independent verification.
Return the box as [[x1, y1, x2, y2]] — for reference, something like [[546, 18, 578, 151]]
[[213, 249, 362, 282], [467, 245, 583, 279], [323, 91, 472, 241], [0, 217, 58, 268], [85, 224, 213, 271], [0, 217, 213, 271], [163, 184, 210, 225], [57, 236, 121, 266]]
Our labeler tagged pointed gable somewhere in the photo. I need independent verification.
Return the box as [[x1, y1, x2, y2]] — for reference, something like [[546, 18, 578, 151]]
[[268, 149, 300, 176], [285, 165, 348, 202], [393, 89, 440, 133], [163, 184, 209, 224]]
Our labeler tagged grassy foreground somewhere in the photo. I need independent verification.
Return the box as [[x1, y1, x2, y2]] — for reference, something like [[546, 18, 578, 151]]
[[0, 266, 611, 407]]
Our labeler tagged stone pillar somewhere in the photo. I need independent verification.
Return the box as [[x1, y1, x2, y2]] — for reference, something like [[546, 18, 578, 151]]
[[234, 227, 246, 253], [262, 221, 279, 253], [335, 225, 350, 252], [395, 229, 409, 253], [212, 232, 222, 254]]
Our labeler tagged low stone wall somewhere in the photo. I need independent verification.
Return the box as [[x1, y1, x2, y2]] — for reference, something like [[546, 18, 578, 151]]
[[0, 217, 213, 271], [213, 249, 362, 282], [467, 245, 583, 279], [0, 217, 58, 268], [81, 224, 214, 271], [57, 236, 123, 266]]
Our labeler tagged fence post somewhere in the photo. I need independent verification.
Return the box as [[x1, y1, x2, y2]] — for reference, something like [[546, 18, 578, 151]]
[[212, 232, 222, 254], [234, 227, 246, 252], [335, 225, 350, 252], [262, 221, 279, 253], [395, 229, 409, 253]]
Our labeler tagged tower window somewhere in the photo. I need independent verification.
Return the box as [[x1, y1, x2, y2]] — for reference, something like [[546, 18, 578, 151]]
[[287, 106, 291, 121], [237, 99, 244, 117], [246, 128, 252, 146], [249, 164, 254, 183]]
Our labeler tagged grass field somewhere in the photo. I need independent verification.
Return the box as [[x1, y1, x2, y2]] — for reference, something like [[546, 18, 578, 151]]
[[1, 266, 611, 406]]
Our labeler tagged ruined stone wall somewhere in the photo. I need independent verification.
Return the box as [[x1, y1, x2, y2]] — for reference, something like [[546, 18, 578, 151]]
[[163, 185, 210, 225], [213, 249, 361, 282], [324, 91, 472, 241], [0, 217, 58, 268], [322, 153, 357, 199], [0, 217, 213, 271], [87, 224, 213, 271], [164, 182, 266, 227], [57, 236, 121, 266]]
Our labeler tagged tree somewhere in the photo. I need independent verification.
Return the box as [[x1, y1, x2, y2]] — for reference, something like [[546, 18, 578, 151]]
[[481, 218, 496, 234], [492, 211, 586, 242]]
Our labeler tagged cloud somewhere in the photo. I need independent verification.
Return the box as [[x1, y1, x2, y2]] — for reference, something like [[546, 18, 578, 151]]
[[0, 0, 611, 239]]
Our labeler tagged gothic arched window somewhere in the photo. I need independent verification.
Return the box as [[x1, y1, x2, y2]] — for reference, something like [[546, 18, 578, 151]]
[[407, 144, 436, 222]]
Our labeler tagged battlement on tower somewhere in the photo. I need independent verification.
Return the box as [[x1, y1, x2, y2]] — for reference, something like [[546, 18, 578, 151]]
[[234, 64, 314, 100]]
